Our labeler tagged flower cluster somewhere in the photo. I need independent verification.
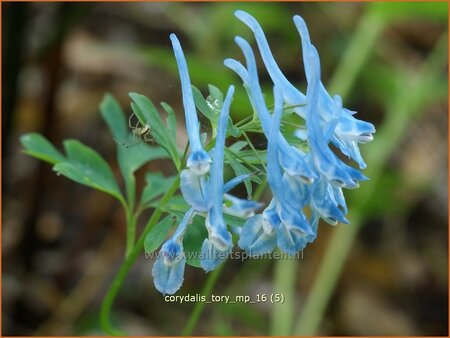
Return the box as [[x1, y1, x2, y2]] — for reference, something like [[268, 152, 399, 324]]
[[152, 11, 375, 294]]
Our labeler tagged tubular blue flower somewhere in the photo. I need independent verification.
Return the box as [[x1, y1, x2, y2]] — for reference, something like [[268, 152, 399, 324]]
[[170, 34, 211, 176], [200, 85, 235, 272], [152, 208, 196, 295], [303, 43, 367, 189], [293, 16, 375, 171], [224, 36, 316, 184], [234, 10, 375, 172], [238, 87, 316, 256], [238, 199, 279, 256], [152, 10, 375, 295], [268, 87, 316, 255], [180, 169, 210, 212], [234, 10, 305, 108], [180, 168, 262, 214]]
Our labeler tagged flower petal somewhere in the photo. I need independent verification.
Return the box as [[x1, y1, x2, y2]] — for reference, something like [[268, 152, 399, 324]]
[[170, 34, 211, 172], [187, 150, 212, 176], [234, 11, 306, 109], [238, 214, 277, 256], [152, 240, 186, 295], [180, 169, 209, 212], [226, 36, 316, 183], [200, 238, 231, 272], [276, 222, 316, 255], [223, 193, 263, 218]]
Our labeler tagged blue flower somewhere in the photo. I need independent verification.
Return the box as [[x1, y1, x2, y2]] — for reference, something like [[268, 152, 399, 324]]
[[223, 193, 263, 218], [170, 34, 211, 176], [234, 10, 375, 174], [267, 87, 317, 255], [152, 208, 196, 295], [224, 36, 316, 184], [231, 11, 375, 255], [153, 36, 262, 294], [238, 87, 317, 256], [200, 86, 235, 272], [153, 10, 375, 295]]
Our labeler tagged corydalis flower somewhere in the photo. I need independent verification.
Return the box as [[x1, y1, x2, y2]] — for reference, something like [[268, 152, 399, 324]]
[[152, 87, 235, 294], [238, 88, 317, 256], [232, 10, 374, 255], [170, 34, 211, 176], [152, 11, 374, 295], [234, 10, 375, 178], [200, 85, 235, 272], [224, 37, 316, 184], [152, 208, 195, 295], [154, 83, 260, 294]]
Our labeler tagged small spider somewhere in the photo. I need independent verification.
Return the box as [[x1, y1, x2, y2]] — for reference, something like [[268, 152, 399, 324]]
[[114, 113, 153, 148]]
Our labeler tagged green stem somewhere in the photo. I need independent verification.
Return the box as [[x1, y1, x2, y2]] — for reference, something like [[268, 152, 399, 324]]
[[181, 263, 225, 336], [125, 210, 137, 258], [234, 114, 253, 128], [100, 176, 181, 335], [242, 131, 267, 172], [180, 177, 267, 335]]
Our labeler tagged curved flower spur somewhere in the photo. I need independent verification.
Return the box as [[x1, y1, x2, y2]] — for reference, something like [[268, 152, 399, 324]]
[[170, 34, 211, 176], [234, 10, 375, 174], [152, 35, 261, 295]]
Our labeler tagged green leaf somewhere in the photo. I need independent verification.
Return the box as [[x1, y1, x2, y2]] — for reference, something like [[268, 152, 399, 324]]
[[140, 172, 177, 207], [144, 215, 175, 253], [208, 84, 224, 103], [192, 85, 218, 135], [152, 195, 189, 212], [225, 156, 253, 198], [20, 133, 66, 164], [53, 140, 123, 201], [192, 85, 240, 138], [129, 92, 181, 170], [99, 94, 128, 140], [183, 214, 208, 268], [161, 102, 177, 144], [100, 94, 170, 206], [229, 141, 248, 153], [223, 214, 247, 228]]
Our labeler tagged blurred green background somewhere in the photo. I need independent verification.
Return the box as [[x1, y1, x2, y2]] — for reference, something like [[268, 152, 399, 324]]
[[2, 2, 448, 336]]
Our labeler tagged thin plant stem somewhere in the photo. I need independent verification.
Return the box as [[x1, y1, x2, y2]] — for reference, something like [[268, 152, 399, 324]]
[[125, 210, 137, 258], [234, 113, 253, 128], [181, 177, 267, 335], [181, 263, 225, 336], [100, 175, 181, 335], [242, 130, 267, 172]]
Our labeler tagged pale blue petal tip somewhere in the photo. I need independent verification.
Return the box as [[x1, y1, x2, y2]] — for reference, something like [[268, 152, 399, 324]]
[[223, 194, 263, 218], [276, 224, 314, 256], [180, 169, 209, 212], [200, 238, 230, 272], [187, 150, 212, 176], [152, 241, 186, 295]]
